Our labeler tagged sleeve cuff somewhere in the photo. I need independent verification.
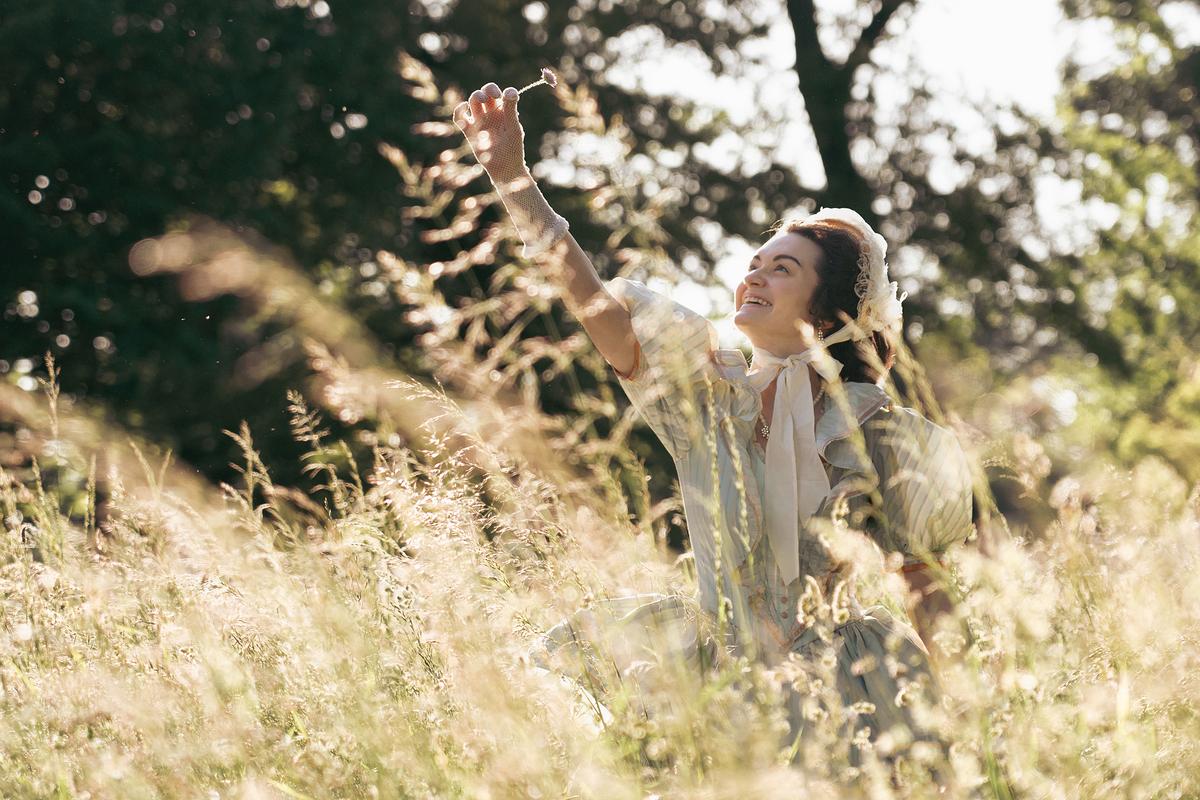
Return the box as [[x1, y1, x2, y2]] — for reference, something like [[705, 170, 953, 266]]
[[520, 214, 570, 259], [611, 338, 642, 381]]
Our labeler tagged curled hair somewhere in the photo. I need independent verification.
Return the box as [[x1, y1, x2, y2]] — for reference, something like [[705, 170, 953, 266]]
[[770, 217, 897, 385]]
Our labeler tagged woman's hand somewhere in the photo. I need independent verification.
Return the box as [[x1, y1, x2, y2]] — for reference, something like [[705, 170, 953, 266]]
[[453, 82, 528, 185]]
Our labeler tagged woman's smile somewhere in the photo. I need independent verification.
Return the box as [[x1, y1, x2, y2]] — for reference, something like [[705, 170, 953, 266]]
[[740, 294, 773, 310]]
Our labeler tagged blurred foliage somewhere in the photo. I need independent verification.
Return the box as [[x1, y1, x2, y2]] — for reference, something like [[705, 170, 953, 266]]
[[1, 0, 1197, 506], [3, 0, 434, 480], [0, 0, 792, 494], [1051, 0, 1200, 481]]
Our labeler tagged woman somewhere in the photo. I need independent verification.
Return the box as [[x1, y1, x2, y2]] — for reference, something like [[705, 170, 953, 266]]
[[453, 82, 974, 763]]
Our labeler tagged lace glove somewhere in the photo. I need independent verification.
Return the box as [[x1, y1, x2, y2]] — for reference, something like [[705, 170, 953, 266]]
[[453, 82, 569, 258]]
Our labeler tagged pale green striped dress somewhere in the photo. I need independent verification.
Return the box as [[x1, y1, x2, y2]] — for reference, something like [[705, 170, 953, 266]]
[[534, 277, 974, 759]]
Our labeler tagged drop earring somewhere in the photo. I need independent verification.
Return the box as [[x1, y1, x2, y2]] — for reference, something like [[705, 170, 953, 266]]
[[816, 325, 825, 345]]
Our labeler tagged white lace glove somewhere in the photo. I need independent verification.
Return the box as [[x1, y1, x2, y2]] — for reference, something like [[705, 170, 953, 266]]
[[453, 82, 569, 258]]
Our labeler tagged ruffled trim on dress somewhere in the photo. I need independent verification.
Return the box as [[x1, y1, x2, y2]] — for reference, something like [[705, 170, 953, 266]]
[[823, 400, 976, 559], [815, 382, 890, 464]]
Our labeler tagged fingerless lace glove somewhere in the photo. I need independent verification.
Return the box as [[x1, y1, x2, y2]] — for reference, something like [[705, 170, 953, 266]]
[[455, 85, 569, 259]]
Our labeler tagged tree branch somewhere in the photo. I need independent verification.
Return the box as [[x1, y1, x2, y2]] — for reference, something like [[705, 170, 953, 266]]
[[784, 0, 825, 72], [846, 0, 914, 73], [785, 0, 876, 218]]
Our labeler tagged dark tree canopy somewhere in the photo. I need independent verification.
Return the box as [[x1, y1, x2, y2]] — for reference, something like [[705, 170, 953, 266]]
[[2, 0, 1197, 491]]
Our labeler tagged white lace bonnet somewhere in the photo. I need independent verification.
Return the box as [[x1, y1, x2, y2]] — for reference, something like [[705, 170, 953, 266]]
[[784, 207, 907, 346]]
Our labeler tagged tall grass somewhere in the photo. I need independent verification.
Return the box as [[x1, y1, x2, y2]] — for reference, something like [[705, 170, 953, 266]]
[[3, 340, 1199, 798]]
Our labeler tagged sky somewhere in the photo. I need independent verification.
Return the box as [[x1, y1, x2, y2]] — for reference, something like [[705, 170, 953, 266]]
[[586, 0, 1192, 347]]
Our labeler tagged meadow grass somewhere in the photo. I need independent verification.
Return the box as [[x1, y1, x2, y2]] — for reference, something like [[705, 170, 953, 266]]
[[1, 350, 1198, 799]]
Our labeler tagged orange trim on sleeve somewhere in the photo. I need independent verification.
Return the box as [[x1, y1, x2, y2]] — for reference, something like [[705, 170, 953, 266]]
[[612, 338, 641, 380], [899, 559, 946, 574]]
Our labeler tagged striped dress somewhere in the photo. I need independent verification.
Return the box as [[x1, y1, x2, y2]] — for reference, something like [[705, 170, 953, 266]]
[[533, 277, 974, 760]]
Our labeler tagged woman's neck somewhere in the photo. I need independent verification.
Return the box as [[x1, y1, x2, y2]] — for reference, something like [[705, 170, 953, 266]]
[[760, 368, 827, 420], [754, 340, 817, 359]]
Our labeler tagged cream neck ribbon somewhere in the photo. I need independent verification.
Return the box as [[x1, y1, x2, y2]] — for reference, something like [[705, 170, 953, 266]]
[[746, 342, 846, 585]]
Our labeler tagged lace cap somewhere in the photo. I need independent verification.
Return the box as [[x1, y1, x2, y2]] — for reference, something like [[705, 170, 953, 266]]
[[802, 207, 907, 340]]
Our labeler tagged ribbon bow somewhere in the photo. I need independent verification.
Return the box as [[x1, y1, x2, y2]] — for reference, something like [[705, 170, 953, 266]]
[[747, 344, 844, 585]]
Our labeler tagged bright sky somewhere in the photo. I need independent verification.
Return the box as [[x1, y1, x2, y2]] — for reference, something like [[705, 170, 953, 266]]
[[591, 0, 1146, 347]]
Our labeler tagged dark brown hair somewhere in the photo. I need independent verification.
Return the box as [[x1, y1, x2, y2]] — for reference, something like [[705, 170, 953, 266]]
[[772, 218, 897, 385]]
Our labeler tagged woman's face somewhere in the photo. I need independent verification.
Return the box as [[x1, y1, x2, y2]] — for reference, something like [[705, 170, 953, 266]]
[[733, 231, 829, 355]]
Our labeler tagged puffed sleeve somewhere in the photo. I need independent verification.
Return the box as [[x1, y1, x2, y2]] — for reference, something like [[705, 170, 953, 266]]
[[826, 405, 975, 561], [603, 277, 722, 460]]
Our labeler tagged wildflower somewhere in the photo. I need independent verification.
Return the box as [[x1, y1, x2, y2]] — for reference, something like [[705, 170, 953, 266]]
[[518, 67, 559, 95]]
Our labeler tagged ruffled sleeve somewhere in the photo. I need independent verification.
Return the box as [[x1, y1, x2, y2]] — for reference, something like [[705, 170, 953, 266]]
[[824, 404, 975, 560], [603, 277, 723, 460]]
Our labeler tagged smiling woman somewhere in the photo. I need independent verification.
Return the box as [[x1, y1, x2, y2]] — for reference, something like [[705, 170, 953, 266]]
[[456, 78, 971, 774]]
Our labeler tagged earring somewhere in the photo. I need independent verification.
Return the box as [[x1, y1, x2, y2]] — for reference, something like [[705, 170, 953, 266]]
[[816, 326, 825, 345]]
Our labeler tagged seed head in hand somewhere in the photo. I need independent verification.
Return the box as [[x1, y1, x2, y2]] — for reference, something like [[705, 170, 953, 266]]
[[519, 67, 558, 94], [450, 69, 570, 258]]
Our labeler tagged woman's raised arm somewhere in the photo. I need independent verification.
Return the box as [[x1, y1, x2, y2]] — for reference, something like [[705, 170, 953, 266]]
[[537, 233, 638, 379], [454, 81, 638, 379]]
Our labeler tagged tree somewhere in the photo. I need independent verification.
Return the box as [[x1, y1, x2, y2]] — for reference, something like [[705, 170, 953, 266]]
[[8, 0, 1190, 500], [0, 0, 788, 484]]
